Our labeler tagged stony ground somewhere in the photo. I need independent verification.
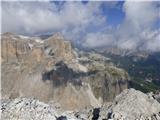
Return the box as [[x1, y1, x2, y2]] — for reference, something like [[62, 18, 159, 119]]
[[1, 89, 160, 120]]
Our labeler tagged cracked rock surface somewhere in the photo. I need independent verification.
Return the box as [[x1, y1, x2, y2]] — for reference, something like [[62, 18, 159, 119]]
[[1, 89, 160, 120]]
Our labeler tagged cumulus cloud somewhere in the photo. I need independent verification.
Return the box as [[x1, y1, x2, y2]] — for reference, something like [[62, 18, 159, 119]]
[[123, 1, 158, 31], [83, 32, 115, 48], [2, 1, 105, 36], [143, 30, 160, 52], [1, 1, 160, 52], [116, 1, 160, 51], [84, 1, 160, 52], [2, 2, 59, 34]]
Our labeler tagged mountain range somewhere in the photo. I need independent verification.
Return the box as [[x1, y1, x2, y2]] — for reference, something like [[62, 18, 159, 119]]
[[1, 32, 160, 120]]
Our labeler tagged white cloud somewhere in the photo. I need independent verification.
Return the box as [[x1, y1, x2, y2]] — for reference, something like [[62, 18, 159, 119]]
[[123, 1, 158, 31], [83, 32, 114, 48], [143, 30, 160, 52], [2, 1, 105, 36], [83, 1, 160, 52], [1, 1, 160, 52], [117, 1, 160, 51], [2, 2, 60, 34]]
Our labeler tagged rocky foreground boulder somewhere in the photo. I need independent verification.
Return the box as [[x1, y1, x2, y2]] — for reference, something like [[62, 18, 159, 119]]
[[1, 89, 160, 120], [99, 89, 160, 120]]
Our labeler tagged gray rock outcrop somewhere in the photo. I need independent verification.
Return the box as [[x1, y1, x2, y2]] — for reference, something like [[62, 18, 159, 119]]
[[1, 89, 160, 120], [99, 88, 160, 120]]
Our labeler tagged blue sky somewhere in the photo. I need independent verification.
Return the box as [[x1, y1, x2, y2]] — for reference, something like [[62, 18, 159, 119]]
[[1, 1, 160, 51], [53, 1, 126, 28], [101, 1, 125, 27]]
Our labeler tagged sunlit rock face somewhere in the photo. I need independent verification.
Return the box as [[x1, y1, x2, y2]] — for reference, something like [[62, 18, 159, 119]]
[[1, 32, 129, 110]]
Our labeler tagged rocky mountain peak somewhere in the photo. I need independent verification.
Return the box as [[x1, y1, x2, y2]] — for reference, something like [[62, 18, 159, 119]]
[[2, 32, 15, 36], [49, 32, 64, 40], [1, 32, 160, 120], [1, 32, 130, 110]]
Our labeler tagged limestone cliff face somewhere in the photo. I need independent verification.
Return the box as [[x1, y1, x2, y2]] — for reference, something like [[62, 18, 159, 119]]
[[78, 52, 129, 101], [1, 32, 129, 110], [45, 33, 75, 62], [1, 32, 75, 66], [1, 33, 78, 105]]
